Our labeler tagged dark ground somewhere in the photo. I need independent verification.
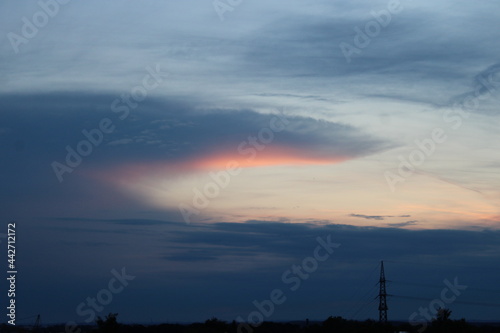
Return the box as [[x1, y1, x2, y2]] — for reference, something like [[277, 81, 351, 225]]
[[3, 315, 500, 333]]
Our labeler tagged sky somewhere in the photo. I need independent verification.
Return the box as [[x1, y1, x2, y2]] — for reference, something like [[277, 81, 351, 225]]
[[1, 0, 500, 326]]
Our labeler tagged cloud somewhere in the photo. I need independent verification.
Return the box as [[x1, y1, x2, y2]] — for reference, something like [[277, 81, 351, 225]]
[[44, 217, 500, 269], [0, 92, 390, 168], [349, 214, 411, 221], [0, 92, 393, 200], [107, 138, 134, 146], [15, 216, 500, 322], [164, 251, 218, 262], [54, 217, 177, 226], [387, 220, 418, 228], [446, 61, 500, 115], [2, 0, 500, 324], [350, 214, 386, 220]]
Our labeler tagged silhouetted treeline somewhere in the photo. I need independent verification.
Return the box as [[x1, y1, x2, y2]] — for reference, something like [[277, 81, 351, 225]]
[[3, 315, 500, 333]]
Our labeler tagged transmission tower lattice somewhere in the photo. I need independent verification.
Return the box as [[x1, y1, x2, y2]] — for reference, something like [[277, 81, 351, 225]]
[[378, 261, 388, 323]]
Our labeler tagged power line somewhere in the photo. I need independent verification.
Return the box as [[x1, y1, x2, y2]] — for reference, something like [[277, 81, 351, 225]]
[[392, 295, 500, 308], [354, 298, 377, 321], [350, 285, 379, 320], [384, 260, 470, 268], [392, 280, 500, 294], [342, 262, 380, 319]]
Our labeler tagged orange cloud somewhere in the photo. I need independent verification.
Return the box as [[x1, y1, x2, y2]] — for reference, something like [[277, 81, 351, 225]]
[[193, 145, 349, 169], [89, 144, 351, 182]]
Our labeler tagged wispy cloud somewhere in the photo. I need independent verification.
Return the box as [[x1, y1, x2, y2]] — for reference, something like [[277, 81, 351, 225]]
[[350, 214, 411, 221], [387, 220, 418, 228]]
